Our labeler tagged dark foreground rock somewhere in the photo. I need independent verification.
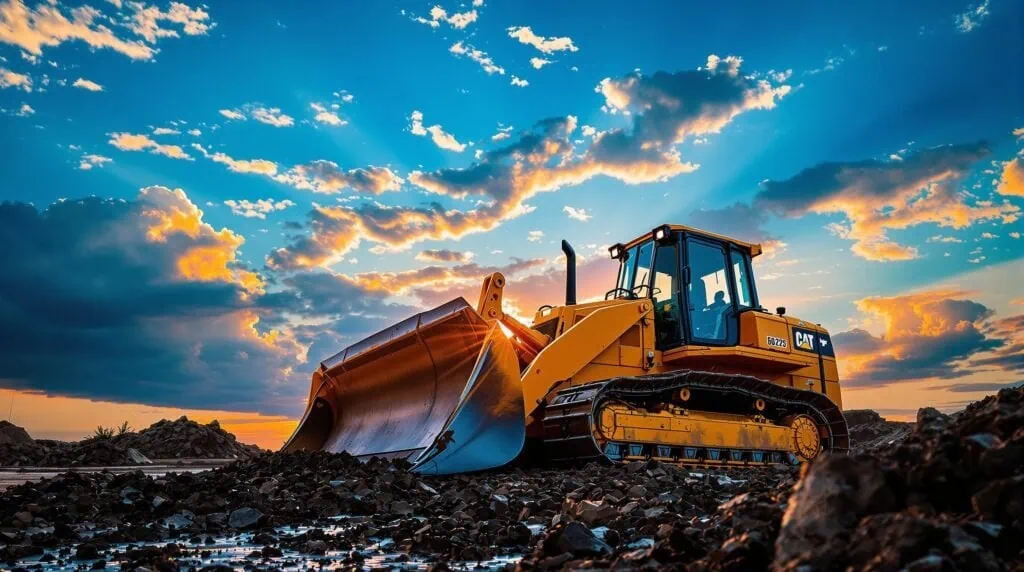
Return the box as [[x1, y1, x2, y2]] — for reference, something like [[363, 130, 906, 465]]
[[0, 387, 1021, 570]]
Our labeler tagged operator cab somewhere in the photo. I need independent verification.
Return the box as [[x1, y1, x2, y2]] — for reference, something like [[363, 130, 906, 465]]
[[607, 224, 761, 350]]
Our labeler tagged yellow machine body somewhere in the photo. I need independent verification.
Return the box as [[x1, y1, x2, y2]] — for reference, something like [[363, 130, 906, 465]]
[[283, 224, 849, 474]]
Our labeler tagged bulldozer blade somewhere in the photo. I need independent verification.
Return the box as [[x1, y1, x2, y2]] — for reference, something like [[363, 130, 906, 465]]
[[410, 323, 524, 475], [282, 298, 525, 474]]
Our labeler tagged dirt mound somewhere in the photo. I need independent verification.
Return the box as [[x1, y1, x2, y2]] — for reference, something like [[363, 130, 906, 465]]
[[116, 416, 262, 460], [0, 421, 32, 446], [844, 408, 914, 454], [0, 417, 261, 467]]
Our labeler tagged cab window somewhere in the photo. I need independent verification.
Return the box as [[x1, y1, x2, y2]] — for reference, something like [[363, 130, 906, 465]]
[[617, 245, 638, 292], [687, 240, 730, 342], [652, 241, 682, 348], [730, 250, 754, 308], [632, 241, 654, 295]]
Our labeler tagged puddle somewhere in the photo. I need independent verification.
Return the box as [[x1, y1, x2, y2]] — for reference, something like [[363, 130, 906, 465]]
[[13, 518, 526, 571]]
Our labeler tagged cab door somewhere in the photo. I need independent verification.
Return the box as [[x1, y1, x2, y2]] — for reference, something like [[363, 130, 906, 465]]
[[683, 237, 740, 346], [650, 235, 683, 349]]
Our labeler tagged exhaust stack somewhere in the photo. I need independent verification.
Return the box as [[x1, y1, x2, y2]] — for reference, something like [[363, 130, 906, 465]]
[[561, 239, 576, 306]]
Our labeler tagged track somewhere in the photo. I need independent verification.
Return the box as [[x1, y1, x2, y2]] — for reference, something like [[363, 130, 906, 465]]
[[541, 370, 849, 467]]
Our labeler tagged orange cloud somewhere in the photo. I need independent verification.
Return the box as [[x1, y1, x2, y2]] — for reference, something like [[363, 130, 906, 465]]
[[109, 132, 193, 160], [996, 158, 1023, 197], [356, 257, 546, 295], [141, 186, 264, 294], [415, 248, 474, 263], [833, 289, 1000, 386], [756, 143, 1020, 261]]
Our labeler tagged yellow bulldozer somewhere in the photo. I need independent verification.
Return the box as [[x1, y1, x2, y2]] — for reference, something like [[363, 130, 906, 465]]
[[283, 224, 849, 474]]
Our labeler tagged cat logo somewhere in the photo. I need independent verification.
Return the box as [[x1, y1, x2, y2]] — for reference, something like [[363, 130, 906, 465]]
[[766, 335, 788, 349], [794, 330, 816, 351]]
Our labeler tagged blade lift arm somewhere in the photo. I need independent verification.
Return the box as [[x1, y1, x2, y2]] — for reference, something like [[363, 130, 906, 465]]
[[477, 272, 551, 362]]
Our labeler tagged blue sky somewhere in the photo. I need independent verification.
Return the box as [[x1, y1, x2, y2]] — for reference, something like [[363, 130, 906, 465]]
[[1, 0, 1022, 440]]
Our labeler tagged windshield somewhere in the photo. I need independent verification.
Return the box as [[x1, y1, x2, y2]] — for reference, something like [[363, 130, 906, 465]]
[[613, 240, 655, 298]]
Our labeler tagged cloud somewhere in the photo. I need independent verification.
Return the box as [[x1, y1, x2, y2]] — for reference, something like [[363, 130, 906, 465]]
[[192, 143, 278, 175], [108, 132, 192, 160], [449, 41, 504, 75], [190, 143, 402, 195], [933, 381, 1023, 393], [355, 257, 544, 296], [71, 76, 103, 91], [927, 235, 963, 243], [218, 104, 293, 127], [491, 125, 513, 141], [273, 161, 403, 195], [309, 102, 345, 127], [14, 102, 32, 115], [954, 0, 990, 33], [996, 158, 1023, 196], [152, 126, 179, 135], [968, 313, 1024, 374], [413, 5, 477, 29], [409, 110, 466, 152], [530, 57, 552, 69], [415, 248, 474, 263], [0, 188, 325, 415], [754, 143, 1020, 261], [834, 289, 1000, 386], [270, 59, 789, 271], [507, 26, 578, 54], [249, 106, 293, 127], [510, 75, 528, 87], [563, 205, 591, 221], [219, 108, 245, 120], [223, 198, 295, 219], [0, 0, 155, 60], [78, 153, 111, 170], [0, 66, 31, 91], [527, 230, 544, 242], [126, 1, 214, 43]]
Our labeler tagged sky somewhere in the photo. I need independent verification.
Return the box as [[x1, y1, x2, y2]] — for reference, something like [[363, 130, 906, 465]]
[[0, 0, 1022, 448]]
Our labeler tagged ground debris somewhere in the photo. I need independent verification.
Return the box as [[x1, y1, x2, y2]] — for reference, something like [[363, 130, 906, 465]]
[[0, 387, 1020, 570]]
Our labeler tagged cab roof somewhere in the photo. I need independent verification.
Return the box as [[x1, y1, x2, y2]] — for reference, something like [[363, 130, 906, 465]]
[[622, 224, 762, 258]]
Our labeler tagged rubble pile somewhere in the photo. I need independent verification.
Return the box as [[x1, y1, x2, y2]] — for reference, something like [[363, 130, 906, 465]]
[[0, 417, 262, 467], [844, 408, 914, 454], [116, 417, 262, 460], [0, 388, 1020, 570]]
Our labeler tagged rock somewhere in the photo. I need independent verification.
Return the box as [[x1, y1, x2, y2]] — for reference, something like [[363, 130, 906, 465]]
[[305, 540, 328, 555], [627, 484, 648, 498], [577, 500, 616, 526], [127, 448, 151, 464], [13, 511, 32, 524], [228, 507, 264, 529], [773, 455, 897, 570], [550, 521, 612, 557], [390, 500, 414, 516], [75, 543, 101, 560], [258, 478, 278, 495]]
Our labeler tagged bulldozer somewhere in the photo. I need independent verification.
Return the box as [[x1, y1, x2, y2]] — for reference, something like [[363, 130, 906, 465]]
[[282, 224, 849, 474]]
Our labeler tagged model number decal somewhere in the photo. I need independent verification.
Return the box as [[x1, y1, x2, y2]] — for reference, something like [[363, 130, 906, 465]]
[[767, 335, 788, 349]]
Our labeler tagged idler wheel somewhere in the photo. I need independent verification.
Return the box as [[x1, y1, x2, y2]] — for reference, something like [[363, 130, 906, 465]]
[[788, 414, 822, 460]]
